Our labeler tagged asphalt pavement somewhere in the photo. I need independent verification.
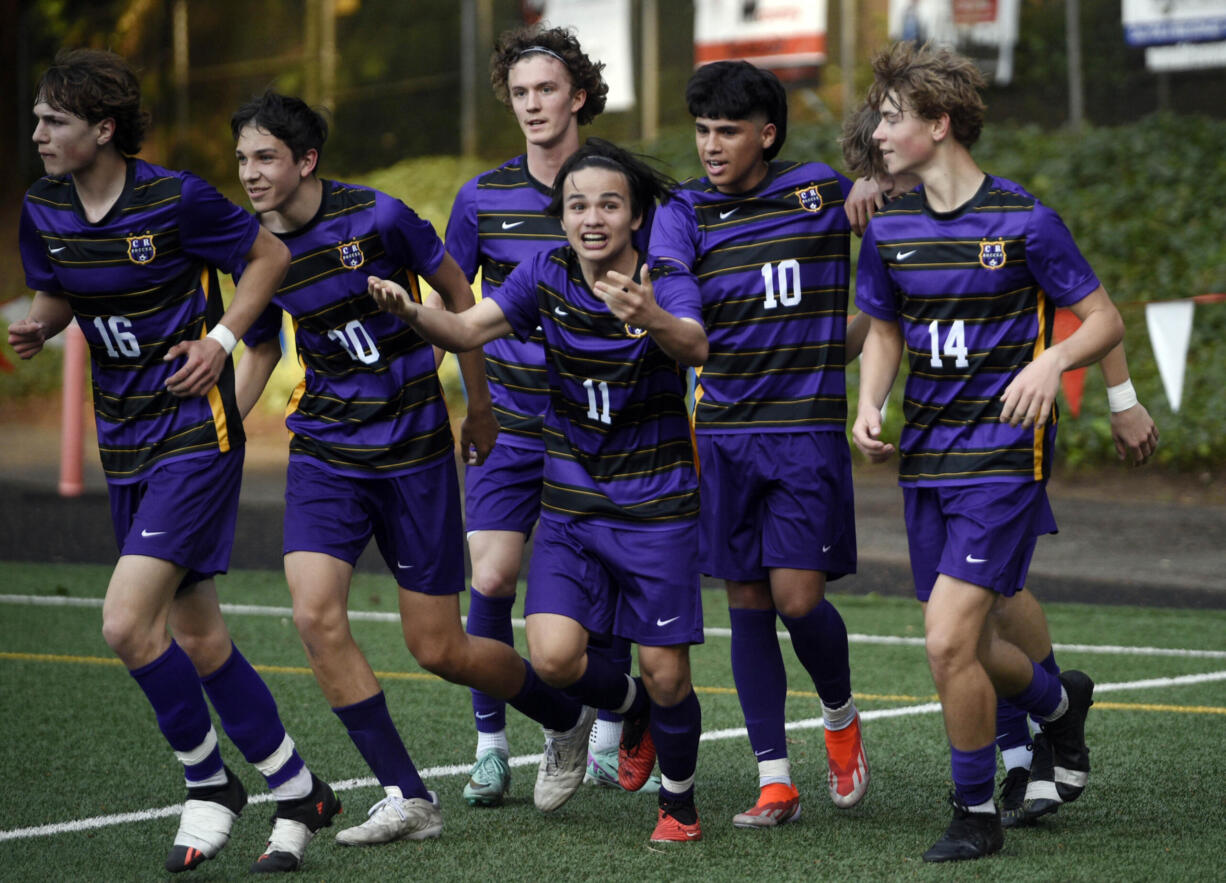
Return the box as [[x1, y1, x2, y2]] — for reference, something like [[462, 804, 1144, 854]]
[[1, 418, 1223, 609]]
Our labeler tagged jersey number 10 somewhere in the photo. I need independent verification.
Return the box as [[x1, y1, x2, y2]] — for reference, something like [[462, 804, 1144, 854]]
[[761, 259, 802, 309]]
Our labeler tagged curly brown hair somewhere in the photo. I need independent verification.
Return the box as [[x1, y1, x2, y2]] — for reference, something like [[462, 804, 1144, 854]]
[[866, 42, 986, 149], [489, 26, 608, 126], [36, 48, 150, 156], [840, 101, 887, 180]]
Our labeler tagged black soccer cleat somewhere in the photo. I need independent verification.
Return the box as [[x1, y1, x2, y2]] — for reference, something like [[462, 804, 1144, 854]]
[[250, 773, 342, 873], [165, 766, 248, 873], [999, 766, 1034, 829], [922, 793, 1004, 863], [1024, 670, 1094, 819]]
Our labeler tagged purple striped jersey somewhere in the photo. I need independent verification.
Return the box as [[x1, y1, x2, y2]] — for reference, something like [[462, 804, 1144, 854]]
[[855, 175, 1100, 486], [18, 159, 256, 482], [240, 180, 451, 477], [650, 160, 853, 433], [489, 246, 701, 525], [445, 156, 561, 450]]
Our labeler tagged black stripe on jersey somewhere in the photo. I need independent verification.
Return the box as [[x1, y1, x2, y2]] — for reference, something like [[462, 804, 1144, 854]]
[[898, 285, 1038, 324], [704, 286, 847, 330], [293, 372, 446, 425], [695, 394, 847, 428], [700, 342, 845, 379], [485, 350, 548, 393], [543, 426, 696, 483], [298, 325, 433, 379], [899, 445, 1043, 484], [98, 421, 224, 479], [279, 235, 386, 297], [874, 237, 1027, 273], [289, 426, 454, 473], [65, 262, 200, 323], [694, 233, 849, 282], [492, 406, 543, 439], [542, 479, 700, 522], [904, 337, 1035, 383], [551, 386, 690, 441], [687, 169, 846, 225], [902, 394, 1006, 427]]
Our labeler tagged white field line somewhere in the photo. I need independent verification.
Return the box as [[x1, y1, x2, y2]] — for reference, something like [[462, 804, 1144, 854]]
[[3, 593, 1225, 660], [2, 669, 1225, 843]]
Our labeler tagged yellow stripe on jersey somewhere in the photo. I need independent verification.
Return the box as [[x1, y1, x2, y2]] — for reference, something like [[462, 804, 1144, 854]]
[[200, 269, 233, 453], [1031, 289, 1050, 481]]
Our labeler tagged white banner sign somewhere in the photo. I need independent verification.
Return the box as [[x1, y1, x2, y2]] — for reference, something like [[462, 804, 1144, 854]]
[[541, 0, 635, 112], [1123, 0, 1226, 46], [694, 0, 828, 69]]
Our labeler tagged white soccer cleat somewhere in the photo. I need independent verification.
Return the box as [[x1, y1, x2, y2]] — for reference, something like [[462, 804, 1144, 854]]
[[535, 706, 597, 812], [334, 787, 442, 845]]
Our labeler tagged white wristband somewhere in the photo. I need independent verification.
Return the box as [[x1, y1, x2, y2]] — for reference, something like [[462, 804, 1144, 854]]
[[1106, 379, 1138, 413], [206, 323, 238, 355]]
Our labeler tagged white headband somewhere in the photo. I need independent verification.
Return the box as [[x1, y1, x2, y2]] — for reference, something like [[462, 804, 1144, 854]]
[[516, 45, 569, 67]]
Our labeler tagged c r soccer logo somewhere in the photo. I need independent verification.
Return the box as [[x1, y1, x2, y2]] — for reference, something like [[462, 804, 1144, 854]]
[[796, 186, 823, 213], [126, 235, 156, 264], [978, 238, 1006, 270], [338, 240, 365, 269]]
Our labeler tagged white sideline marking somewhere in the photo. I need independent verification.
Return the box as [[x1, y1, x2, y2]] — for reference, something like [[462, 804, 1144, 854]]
[[2, 669, 1224, 843], [3, 594, 1225, 659]]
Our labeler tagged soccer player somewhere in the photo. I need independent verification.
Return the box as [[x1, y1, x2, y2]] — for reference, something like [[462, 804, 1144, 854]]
[[445, 25, 648, 802], [648, 60, 869, 829], [841, 96, 1158, 826], [852, 42, 1122, 861], [230, 91, 596, 843], [11, 49, 338, 874], [369, 138, 708, 843]]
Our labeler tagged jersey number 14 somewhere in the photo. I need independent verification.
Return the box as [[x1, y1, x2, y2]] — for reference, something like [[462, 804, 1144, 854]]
[[927, 319, 969, 368]]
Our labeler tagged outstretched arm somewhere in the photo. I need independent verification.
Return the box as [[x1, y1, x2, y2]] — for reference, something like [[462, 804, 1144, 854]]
[[593, 267, 708, 367], [368, 275, 512, 353], [234, 336, 283, 420], [422, 253, 499, 465]]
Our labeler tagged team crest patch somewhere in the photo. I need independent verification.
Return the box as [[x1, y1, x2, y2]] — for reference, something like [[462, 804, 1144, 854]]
[[338, 240, 365, 269], [796, 186, 823, 212], [126, 235, 156, 264], [978, 238, 1006, 270], [624, 323, 648, 338]]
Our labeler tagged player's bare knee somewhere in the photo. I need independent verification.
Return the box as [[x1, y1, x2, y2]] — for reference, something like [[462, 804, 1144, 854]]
[[101, 615, 162, 668], [774, 593, 820, 619], [641, 673, 690, 708], [528, 648, 581, 688], [470, 567, 518, 598]]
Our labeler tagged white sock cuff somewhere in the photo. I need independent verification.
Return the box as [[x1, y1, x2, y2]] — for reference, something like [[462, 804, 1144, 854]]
[[591, 718, 622, 754], [613, 674, 637, 716], [757, 757, 791, 788], [822, 697, 857, 731], [476, 730, 509, 758], [660, 773, 695, 794], [1001, 744, 1033, 772], [175, 726, 219, 767], [253, 733, 296, 778]]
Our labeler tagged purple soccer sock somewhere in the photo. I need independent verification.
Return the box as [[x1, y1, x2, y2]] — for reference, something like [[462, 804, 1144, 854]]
[[333, 692, 428, 799], [592, 635, 631, 725], [1006, 660, 1063, 720], [652, 690, 702, 801], [995, 698, 1032, 758], [130, 640, 223, 784], [779, 600, 852, 707], [951, 743, 998, 807], [562, 647, 643, 714], [507, 659, 585, 731], [466, 589, 515, 733], [201, 643, 305, 790], [729, 607, 789, 762]]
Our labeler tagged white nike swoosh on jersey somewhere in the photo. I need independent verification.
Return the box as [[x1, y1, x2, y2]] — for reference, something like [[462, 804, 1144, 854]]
[[554, 306, 568, 316], [719, 208, 737, 219], [965, 554, 988, 564], [656, 616, 680, 627], [49, 246, 67, 254], [140, 529, 166, 538], [475, 710, 498, 719], [822, 544, 833, 553], [502, 221, 525, 229], [397, 562, 414, 570], [896, 249, 918, 261]]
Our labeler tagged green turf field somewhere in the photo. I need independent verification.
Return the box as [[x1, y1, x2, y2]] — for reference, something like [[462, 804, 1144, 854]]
[[2, 561, 1224, 881]]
